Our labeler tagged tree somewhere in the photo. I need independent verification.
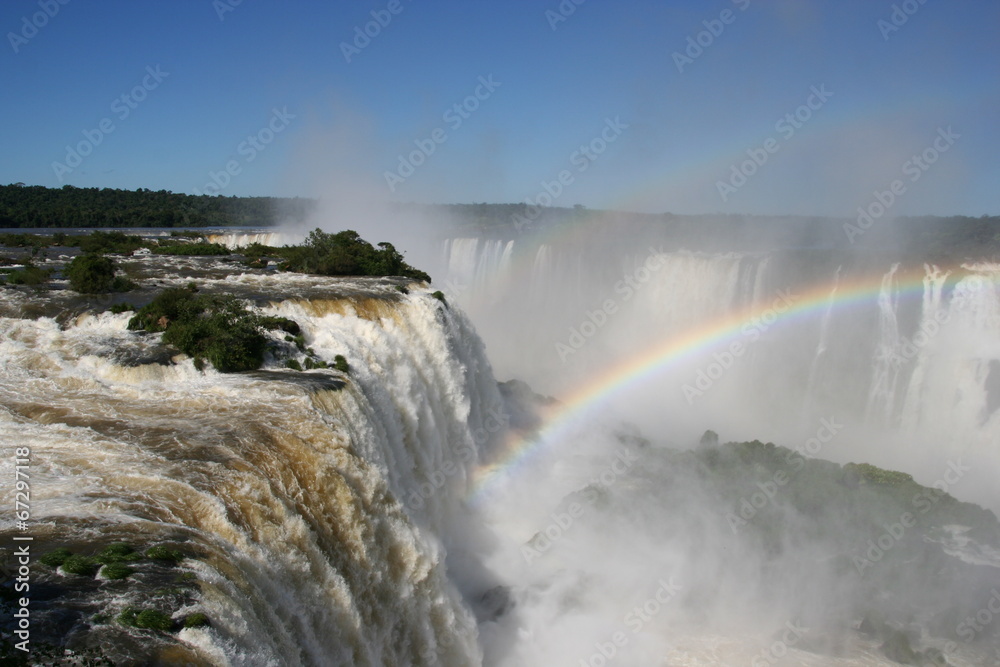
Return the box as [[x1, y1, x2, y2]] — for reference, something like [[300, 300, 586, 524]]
[[66, 254, 117, 293]]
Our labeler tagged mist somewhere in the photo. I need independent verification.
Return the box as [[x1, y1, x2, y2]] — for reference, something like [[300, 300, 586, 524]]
[[250, 143, 1000, 664]]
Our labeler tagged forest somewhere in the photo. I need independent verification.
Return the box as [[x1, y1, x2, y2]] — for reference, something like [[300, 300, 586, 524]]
[[0, 183, 313, 228], [3, 183, 997, 259]]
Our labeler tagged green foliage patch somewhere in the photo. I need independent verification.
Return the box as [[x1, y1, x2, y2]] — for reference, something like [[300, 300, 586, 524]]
[[154, 242, 230, 256], [5, 261, 51, 286], [127, 287, 280, 372], [39, 547, 73, 567], [183, 612, 210, 628], [100, 562, 135, 580], [145, 545, 184, 564], [334, 354, 350, 374], [117, 607, 174, 631], [66, 253, 135, 293], [844, 462, 914, 486], [61, 555, 99, 576], [95, 543, 142, 564], [276, 228, 431, 282]]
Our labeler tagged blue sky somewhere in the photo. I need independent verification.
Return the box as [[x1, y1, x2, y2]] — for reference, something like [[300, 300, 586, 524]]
[[1, 0, 997, 216]]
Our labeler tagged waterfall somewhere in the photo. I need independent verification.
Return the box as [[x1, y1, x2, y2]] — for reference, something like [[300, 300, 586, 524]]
[[803, 265, 841, 421], [865, 263, 903, 425], [0, 283, 501, 666], [206, 231, 300, 249]]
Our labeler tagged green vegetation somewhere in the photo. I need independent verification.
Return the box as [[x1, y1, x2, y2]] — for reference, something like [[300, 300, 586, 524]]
[[61, 555, 99, 576], [286, 333, 306, 351], [154, 242, 230, 256], [260, 315, 300, 335], [183, 613, 210, 628], [145, 545, 184, 563], [4, 261, 51, 286], [76, 230, 145, 254], [285, 359, 303, 371], [65, 253, 136, 293], [2, 184, 999, 260], [109, 302, 134, 314], [844, 462, 914, 486], [128, 287, 279, 372], [334, 354, 350, 374], [39, 547, 73, 567], [0, 183, 314, 228], [304, 356, 328, 370], [117, 607, 174, 631], [276, 228, 431, 282], [431, 290, 447, 303], [100, 562, 135, 580], [95, 543, 142, 564], [0, 232, 51, 251]]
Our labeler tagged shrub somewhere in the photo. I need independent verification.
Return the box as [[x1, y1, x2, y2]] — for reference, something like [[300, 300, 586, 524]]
[[128, 288, 270, 372], [6, 261, 51, 286], [76, 231, 145, 254], [154, 242, 230, 256], [39, 547, 73, 567], [277, 229, 431, 282], [431, 290, 446, 303], [118, 608, 174, 631], [845, 462, 914, 486], [304, 357, 327, 370], [66, 253, 133, 293], [334, 354, 349, 374], [260, 316, 300, 335], [95, 543, 141, 564], [109, 302, 134, 314], [145, 545, 184, 564], [183, 613, 210, 628], [61, 555, 99, 576], [100, 563, 134, 580], [135, 610, 174, 631], [286, 359, 302, 371]]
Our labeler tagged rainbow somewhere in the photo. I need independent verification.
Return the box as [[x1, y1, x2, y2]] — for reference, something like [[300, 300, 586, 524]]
[[467, 261, 991, 504]]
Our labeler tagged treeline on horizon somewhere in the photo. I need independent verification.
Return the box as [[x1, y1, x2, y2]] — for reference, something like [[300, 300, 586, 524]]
[[2, 183, 997, 258], [0, 183, 314, 228]]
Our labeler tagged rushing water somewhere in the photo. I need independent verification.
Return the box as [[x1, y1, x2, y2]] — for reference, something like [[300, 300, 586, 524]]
[[2, 240, 999, 666]]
